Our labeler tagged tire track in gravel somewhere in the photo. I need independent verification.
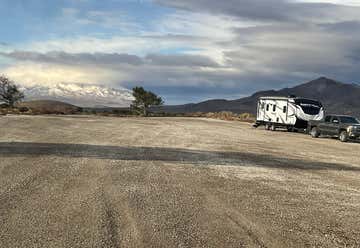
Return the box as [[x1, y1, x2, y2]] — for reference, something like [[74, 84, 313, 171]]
[[168, 146, 284, 247], [192, 172, 279, 248], [0, 157, 102, 247], [98, 188, 120, 248], [128, 154, 275, 247], [95, 165, 144, 248], [226, 212, 267, 248]]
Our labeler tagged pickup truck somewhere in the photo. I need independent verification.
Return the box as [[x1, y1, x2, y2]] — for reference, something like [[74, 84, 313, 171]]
[[308, 115, 360, 142]]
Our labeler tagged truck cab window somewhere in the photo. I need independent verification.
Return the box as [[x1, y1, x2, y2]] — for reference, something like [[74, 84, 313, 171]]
[[339, 116, 359, 124]]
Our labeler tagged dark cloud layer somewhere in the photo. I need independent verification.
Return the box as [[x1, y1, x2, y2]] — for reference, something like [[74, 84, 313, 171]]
[[1, 51, 219, 68], [155, 0, 359, 23], [145, 54, 219, 67], [0, 51, 143, 66]]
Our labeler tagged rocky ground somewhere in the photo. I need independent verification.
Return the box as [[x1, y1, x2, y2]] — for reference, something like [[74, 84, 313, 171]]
[[0, 115, 359, 248]]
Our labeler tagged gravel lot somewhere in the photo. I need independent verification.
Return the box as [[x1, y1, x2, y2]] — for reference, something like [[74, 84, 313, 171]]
[[0, 115, 359, 247]]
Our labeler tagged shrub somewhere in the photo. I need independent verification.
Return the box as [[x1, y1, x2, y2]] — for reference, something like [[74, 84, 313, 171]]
[[18, 106, 29, 113]]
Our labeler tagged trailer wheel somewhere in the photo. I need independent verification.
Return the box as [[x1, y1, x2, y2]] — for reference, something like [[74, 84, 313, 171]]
[[270, 124, 276, 131], [265, 123, 271, 130], [310, 127, 320, 138], [339, 131, 348, 142]]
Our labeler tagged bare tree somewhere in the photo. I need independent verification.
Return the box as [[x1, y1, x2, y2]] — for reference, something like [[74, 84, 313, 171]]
[[0, 76, 24, 107]]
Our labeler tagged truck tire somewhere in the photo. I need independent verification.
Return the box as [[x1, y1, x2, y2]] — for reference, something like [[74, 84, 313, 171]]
[[339, 131, 348, 142], [310, 127, 320, 138]]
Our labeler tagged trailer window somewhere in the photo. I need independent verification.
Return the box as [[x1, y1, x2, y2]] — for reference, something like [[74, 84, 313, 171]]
[[294, 99, 322, 115], [273, 105, 276, 112], [301, 105, 321, 115], [283, 106, 287, 113]]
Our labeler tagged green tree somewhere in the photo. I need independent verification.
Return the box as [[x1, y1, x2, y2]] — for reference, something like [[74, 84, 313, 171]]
[[0, 76, 24, 107], [131, 87, 163, 116]]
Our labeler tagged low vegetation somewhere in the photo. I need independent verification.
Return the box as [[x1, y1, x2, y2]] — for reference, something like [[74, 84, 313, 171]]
[[202, 111, 254, 122], [144, 111, 255, 122]]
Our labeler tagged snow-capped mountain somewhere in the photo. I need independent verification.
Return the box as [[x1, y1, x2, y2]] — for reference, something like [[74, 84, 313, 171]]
[[20, 83, 134, 107]]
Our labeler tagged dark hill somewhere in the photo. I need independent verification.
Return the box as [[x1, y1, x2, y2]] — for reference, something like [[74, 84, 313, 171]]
[[153, 77, 360, 117]]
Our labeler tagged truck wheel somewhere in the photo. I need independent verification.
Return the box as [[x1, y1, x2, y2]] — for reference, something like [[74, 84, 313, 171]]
[[270, 124, 276, 131], [310, 127, 320, 138], [339, 131, 348, 142]]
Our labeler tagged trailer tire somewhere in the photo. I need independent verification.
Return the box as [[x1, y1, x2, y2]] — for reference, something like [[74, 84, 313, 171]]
[[265, 123, 271, 130], [339, 131, 348, 142], [270, 124, 276, 131], [310, 127, 320, 138]]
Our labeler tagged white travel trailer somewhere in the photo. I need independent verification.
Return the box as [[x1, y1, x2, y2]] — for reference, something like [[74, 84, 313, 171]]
[[254, 96, 325, 131]]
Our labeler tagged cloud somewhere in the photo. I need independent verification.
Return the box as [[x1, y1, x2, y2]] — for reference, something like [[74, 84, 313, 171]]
[[296, 0, 360, 7], [18, 36, 190, 55], [1, 51, 144, 66], [319, 21, 360, 34], [0, 50, 223, 92], [1, 50, 220, 68], [154, 0, 360, 23], [145, 54, 219, 67], [0, 51, 245, 91], [2, 62, 121, 87], [59, 7, 143, 33]]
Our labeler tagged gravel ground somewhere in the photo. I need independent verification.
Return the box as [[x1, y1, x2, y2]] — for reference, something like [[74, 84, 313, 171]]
[[0, 115, 359, 248]]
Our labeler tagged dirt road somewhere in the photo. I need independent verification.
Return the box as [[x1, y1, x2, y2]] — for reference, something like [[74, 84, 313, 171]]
[[0, 115, 359, 247]]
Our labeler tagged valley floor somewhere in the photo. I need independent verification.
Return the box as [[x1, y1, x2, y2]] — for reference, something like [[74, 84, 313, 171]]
[[0, 115, 359, 247]]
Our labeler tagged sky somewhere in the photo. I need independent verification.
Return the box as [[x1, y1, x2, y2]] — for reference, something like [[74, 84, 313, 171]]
[[1, 0, 360, 104]]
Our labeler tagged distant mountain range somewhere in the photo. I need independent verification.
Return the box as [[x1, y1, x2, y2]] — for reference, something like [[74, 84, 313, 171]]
[[18, 77, 360, 117], [154, 77, 360, 117], [20, 83, 134, 108]]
